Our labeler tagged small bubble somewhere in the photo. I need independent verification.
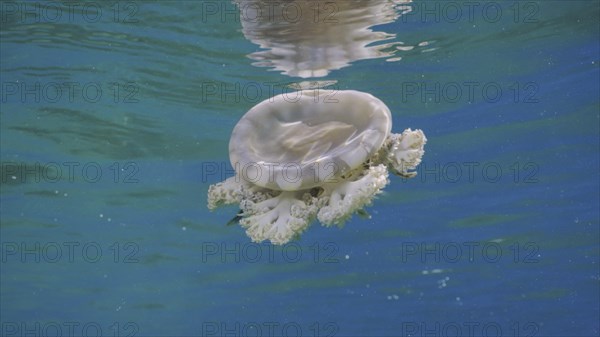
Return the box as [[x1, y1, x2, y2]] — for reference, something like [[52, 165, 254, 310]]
[[345, 255, 350, 260]]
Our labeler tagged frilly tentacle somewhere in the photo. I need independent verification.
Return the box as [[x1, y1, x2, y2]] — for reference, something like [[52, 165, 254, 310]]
[[208, 176, 274, 210], [239, 191, 319, 245], [383, 128, 427, 178], [207, 176, 243, 210], [317, 164, 389, 227]]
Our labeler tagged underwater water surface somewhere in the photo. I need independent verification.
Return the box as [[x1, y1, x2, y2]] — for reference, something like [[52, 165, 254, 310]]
[[1, 1, 599, 336]]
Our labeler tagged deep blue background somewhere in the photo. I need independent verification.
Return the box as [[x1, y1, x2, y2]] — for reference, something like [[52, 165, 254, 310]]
[[1, 1, 598, 336]]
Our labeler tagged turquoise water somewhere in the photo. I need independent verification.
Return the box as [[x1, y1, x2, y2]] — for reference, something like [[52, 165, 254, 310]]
[[1, 1, 599, 336]]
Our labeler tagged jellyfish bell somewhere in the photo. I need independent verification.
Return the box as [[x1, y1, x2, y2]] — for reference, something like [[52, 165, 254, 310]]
[[208, 90, 426, 245], [229, 90, 392, 191]]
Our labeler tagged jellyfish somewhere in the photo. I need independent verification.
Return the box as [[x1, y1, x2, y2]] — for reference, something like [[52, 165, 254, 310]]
[[208, 90, 426, 245]]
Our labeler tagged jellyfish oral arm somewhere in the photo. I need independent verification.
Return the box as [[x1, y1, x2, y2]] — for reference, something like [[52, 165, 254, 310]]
[[207, 176, 273, 210], [207, 176, 244, 210], [239, 191, 319, 245], [384, 128, 427, 178], [317, 164, 389, 227]]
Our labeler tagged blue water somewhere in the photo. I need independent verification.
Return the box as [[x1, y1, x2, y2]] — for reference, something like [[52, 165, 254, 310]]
[[1, 1, 599, 336]]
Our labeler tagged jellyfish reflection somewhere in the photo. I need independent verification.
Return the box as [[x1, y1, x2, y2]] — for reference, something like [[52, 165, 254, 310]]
[[235, 0, 412, 78]]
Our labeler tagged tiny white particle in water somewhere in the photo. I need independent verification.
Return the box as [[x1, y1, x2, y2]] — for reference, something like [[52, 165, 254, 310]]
[[99, 214, 104, 218], [11, 176, 16, 180], [437, 276, 450, 289], [107, 218, 112, 222], [182, 226, 187, 231], [345, 254, 350, 260], [63, 193, 68, 197], [392, 294, 399, 300]]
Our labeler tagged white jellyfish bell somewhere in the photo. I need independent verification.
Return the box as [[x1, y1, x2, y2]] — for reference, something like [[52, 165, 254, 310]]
[[208, 90, 426, 245]]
